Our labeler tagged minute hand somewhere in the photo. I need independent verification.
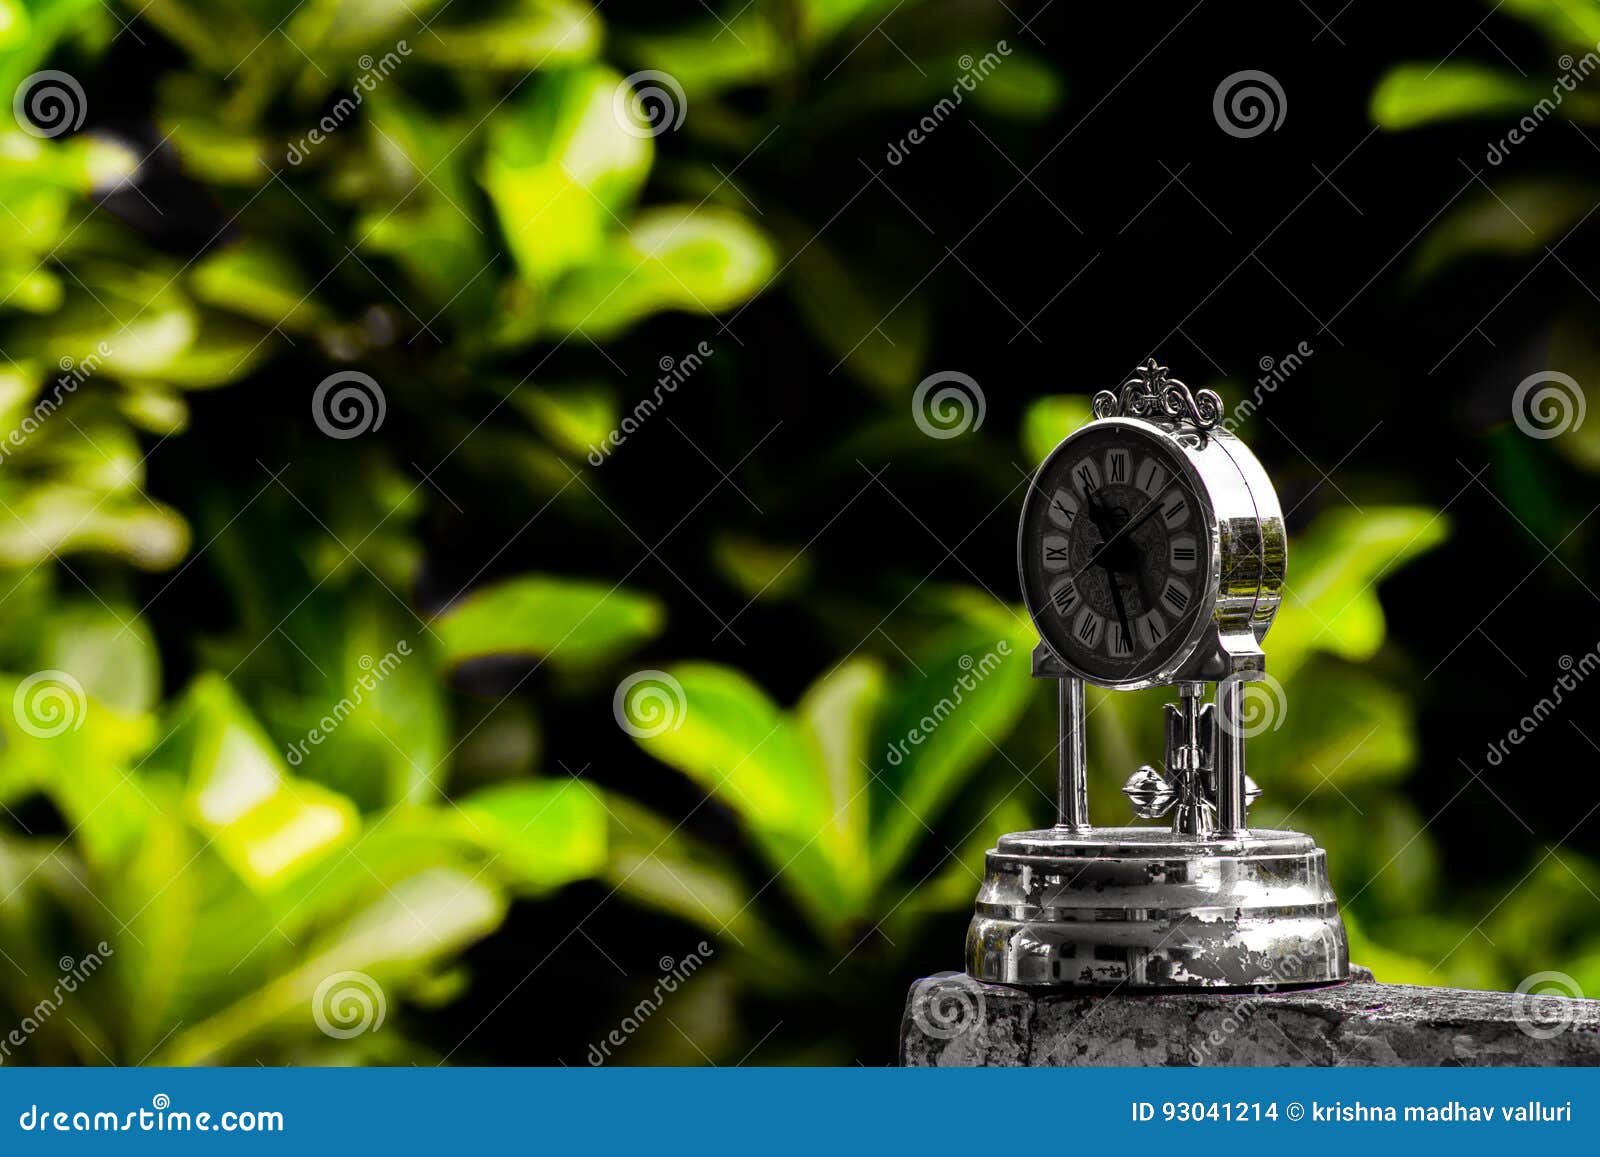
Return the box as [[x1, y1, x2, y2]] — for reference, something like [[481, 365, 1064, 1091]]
[[1070, 483, 1180, 582]]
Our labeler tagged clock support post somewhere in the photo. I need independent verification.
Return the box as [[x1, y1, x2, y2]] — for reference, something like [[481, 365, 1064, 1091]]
[[1217, 676, 1247, 836], [1055, 676, 1089, 830]]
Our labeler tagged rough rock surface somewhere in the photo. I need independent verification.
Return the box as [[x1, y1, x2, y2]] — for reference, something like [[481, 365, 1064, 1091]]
[[900, 967, 1600, 1066]]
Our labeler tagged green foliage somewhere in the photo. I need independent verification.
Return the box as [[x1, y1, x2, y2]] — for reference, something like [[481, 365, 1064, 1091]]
[[432, 576, 664, 670], [0, 0, 776, 1062], [603, 596, 1038, 1055], [0, 636, 608, 1062], [1408, 178, 1599, 284], [1370, 62, 1571, 131]]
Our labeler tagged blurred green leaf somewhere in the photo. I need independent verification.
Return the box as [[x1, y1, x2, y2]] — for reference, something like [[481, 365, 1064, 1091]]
[[1252, 662, 1416, 792], [1342, 909, 1444, 986], [869, 607, 1035, 883], [1269, 505, 1450, 681], [512, 382, 617, 460], [1021, 394, 1095, 465], [38, 600, 159, 713], [0, 484, 189, 569], [969, 50, 1065, 119], [806, 0, 910, 42], [432, 574, 664, 670], [1409, 178, 1597, 283], [1322, 797, 1441, 921], [103, 805, 206, 1054], [620, 11, 783, 98], [155, 74, 268, 184], [356, 94, 496, 319], [191, 242, 325, 332], [455, 778, 606, 892], [629, 662, 851, 933], [1371, 62, 1548, 130], [483, 65, 652, 288], [788, 237, 928, 393], [8, 286, 198, 380], [130, 0, 256, 72], [0, 668, 157, 868], [0, 127, 137, 196], [711, 532, 813, 601], [129, 314, 272, 389], [1500, 0, 1600, 48], [161, 865, 505, 1064], [543, 205, 774, 338], [0, 262, 62, 312], [795, 657, 883, 894], [600, 791, 790, 967], [286, 0, 446, 64], [1486, 853, 1600, 971], [415, 0, 601, 69], [175, 676, 360, 890]]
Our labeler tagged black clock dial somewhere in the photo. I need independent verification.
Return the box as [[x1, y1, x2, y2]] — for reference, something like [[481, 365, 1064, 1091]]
[[1020, 422, 1211, 686]]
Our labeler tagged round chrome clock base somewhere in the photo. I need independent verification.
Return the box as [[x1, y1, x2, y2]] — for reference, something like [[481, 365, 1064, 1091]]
[[966, 826, 1349, 988]]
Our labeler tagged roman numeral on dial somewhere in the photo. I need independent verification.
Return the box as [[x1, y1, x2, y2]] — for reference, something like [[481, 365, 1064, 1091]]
[[1136, 610, 1168, 648], [1107, 620, 1134, 658], [1160, 494, 1189, 529], [1072, 458, 1101, 493], [1161, 578, 1191, 614], [1047, 489, 1079, 529], [1105, 448, 1130, 484], [1072, 609, 1104, 648], [1042, 536, 1070, 572], [1169, 534, 1198, 573], [1049, 578, 1080, 617], [1135, 457, 1166, 497]]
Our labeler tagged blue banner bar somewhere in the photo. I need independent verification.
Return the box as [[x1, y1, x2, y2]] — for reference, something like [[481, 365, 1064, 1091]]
[[0, 1067, 1596, 1153]]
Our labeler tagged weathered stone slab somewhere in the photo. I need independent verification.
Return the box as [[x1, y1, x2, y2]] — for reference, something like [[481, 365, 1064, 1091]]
[[900, 968, 1600, 1066]]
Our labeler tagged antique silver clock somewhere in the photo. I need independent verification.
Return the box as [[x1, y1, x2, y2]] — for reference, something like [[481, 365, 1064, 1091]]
[[967, 359, 1349, 987]]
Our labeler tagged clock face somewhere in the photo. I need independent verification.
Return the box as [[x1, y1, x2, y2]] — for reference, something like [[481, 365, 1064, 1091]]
[[1019, 421, 1215, 687]]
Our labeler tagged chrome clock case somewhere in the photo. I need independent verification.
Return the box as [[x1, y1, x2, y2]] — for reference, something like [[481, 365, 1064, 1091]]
[[966, 360, 1349, 989]]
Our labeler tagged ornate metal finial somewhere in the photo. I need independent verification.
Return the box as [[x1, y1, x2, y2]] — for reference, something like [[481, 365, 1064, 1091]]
[[1092, 358, 1224, 431]]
